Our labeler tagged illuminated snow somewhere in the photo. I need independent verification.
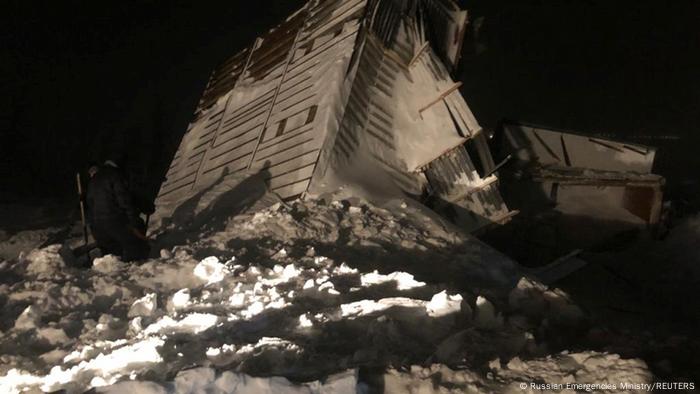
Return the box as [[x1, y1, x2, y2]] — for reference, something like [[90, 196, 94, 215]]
[[426, 291, 463, 318], [194, 256, 230, 285], [360, 271, 426, 290]]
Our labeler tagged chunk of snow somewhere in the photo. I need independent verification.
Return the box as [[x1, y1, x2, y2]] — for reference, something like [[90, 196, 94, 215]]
[[336, 262, 358, 274], [99, 380, 167, 394], [340, 298, 425, 318], [241, 301, 265, 319], [144, 314, 219, 335], [474, 296, 503, 330], [0, 369, 44, 394], [298, 314, 314, 328], [205, 344, 236, 359], [14, 305, 41, 331], [128, 293, 157, 318], [281, 264, 301, 281], [318, 281, 339, 295], [38, 337, 164, 392], [509, 277, 585, 324], [129, 317, 143, 335], [24, 245, 66, 278], [272, 248, 287, 259], [170, 289, 191, 311], [92, 255, 126, 274], [229, 292, 247, 307], [174, 367, 216, 394], [37, 327, 70, 346], [303, 279, 315, 290], [360, 271, 425, 290], [254, 337, 300, 351], [194, 256, 229, 285], [426, 291, 463, 318]]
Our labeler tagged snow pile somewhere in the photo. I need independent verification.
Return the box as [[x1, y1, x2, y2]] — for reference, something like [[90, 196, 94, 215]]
[[170, 197, 523, 298], [0, 228, 59, 261], [23, 244, 67, 279], [0, 197, 654, 393], [100, 368, 357, 394], [384, 352, 652, 393], [509, 277, 586, 326]]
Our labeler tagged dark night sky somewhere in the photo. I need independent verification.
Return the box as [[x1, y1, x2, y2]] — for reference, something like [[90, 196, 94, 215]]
[[2, 0, 699, 206]]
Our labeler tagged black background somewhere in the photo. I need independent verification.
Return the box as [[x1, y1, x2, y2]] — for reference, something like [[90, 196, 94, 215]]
[[2, 0, 698, 205]]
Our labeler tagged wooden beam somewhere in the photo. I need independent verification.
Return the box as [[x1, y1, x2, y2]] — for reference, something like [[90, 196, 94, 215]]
[[492, 210, 520, 224], [418, 82, 462, 115], [408, 41, 430, 67], [366, 32, 408, 70]]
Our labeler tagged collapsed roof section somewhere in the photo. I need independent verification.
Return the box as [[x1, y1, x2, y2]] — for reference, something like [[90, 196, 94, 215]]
[[156, 0, 513, 232], [502, 121, 664, 227]]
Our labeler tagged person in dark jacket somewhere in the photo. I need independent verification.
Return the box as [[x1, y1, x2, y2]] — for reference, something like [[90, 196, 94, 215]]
[[86, 161, 150, 261]]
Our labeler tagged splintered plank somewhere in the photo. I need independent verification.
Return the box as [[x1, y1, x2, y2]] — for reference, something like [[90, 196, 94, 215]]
[[418, 82, 462, 115]]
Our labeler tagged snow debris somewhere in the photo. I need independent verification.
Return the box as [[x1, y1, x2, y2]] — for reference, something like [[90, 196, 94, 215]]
[[0, 227, 62, 261], [500, 352, 652, 393], [335, 262, 357, 274], [340, 298, 426, 318], [298, 313, 314, 328], [386, 352, 652, 393], [14, 305, 41, 330], [194, 256, 230, 285], [102, 368, 357, 394], [37, 327, 70, 346], [128, 293, 158, 318], [303, 279, 315, 290], [168, 288, 192, 312], [509, 277, 586, 325], [1, 337, 165, 393], [23, 244, 66, 279], [128, 317, 143, 335], [272, 247, 288, 259], [281, 263, 302, 281], [305, 246, 316, 257], [99, 380, 167, 394], [206, 344, 237, 359], [0, 196, 657, 393], [360, 270, 426, 290], [159, 248, 172, 259], [318, 280, 340, 295], [92, 254, 126, 274], [0, 370, 44, 394], [474, 296, 503, 330], [144, 313, 219, 335], [426, 291, 464, 318]]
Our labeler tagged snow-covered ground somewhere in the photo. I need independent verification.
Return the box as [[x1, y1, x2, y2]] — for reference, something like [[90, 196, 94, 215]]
[[0, 195, 661, 393]]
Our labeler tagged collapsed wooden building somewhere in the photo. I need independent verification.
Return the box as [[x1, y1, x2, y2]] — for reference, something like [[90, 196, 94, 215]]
[[155, 0, 516, 232]]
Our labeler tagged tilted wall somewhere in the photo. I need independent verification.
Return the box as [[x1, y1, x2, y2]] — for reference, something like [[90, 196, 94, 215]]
[[155, 0, 369, 206]]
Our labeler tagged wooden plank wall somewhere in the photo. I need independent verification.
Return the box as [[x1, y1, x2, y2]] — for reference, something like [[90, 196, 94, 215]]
[[156, 0, 368, 204]]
